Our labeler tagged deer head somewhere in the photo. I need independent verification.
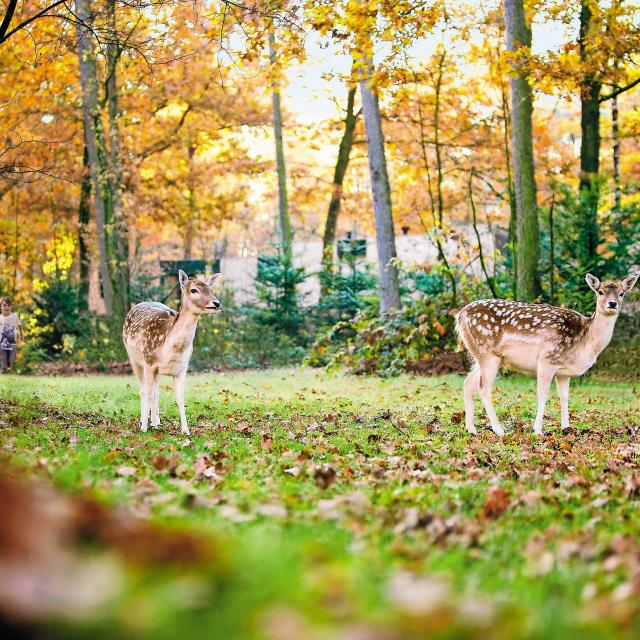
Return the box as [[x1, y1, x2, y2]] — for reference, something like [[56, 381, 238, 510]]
[[178, 270, 222, 315], [585, 273, 639, 317]]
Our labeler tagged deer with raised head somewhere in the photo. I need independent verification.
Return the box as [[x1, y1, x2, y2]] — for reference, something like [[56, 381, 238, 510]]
[[123, 270, 222, 435], [456, 273, 638, 436]]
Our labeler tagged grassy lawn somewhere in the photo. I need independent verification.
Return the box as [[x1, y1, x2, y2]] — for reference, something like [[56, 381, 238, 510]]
[[1, 368, 640, 639]]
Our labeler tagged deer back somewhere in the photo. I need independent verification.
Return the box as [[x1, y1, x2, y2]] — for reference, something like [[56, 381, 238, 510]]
[[457, 299, 590, 362], [123, 302, 178, 364]]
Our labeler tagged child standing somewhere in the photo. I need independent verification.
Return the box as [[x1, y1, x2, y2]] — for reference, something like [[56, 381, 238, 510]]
[[0, 297, 22, 372]]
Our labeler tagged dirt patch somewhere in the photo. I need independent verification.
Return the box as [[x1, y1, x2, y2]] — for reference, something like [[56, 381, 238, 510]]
[[31, 361, 132, 376], [405, 351, 467, 375]]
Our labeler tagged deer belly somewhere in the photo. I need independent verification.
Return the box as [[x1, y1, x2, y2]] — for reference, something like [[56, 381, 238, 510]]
[[500, 342, 542, 374]]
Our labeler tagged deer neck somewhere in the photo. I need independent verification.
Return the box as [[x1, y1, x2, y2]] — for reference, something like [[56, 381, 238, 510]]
[[583, 307, 618, 357], [169, 307, 200, 346]]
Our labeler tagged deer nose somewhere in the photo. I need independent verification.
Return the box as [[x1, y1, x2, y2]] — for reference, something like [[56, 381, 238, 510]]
[[212, 300, 221, 309], [607, 301, 618, 309]]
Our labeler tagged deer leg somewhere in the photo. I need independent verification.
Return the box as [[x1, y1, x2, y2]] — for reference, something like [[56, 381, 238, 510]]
[[533, 364, 557, 435], [555, 375, 570, 431], [150, 377, 161, 427], [173, 370, 189, 436], [463, 364, 481, 434], [477, 355, 504, 436], [140, 368, 156, 433], [131, 360, 144, 386]]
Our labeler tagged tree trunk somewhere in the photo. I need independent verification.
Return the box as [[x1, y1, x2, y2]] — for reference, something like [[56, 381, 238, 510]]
[[106, 0, 130, 310], [322, 81, 358, 277], [504, 0, 540, 301], [612, 95, 621, 211], [360, 59, 401, 313], [577, 1, 601, 269], [499, 49, 518, 298], [268, 31, 292, 256], [76, 0, 114, 315], [184, 141, 196, 260], [78, 140, 91, 310]]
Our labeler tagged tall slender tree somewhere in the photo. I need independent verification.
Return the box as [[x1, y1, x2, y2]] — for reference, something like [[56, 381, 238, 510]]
[[105, 0, 130, 309], [573, 0, 640, 265], [268, 30, 292, 255], [76, 0, 115, 315], [611, 95, 621, 212], [321, 74, 359, 277], [360, 58, 401, 313], [78, 141, 91, 311], [504, 0, 540, 301]]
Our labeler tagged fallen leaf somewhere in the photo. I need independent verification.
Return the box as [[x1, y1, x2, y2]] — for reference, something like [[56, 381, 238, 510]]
[[387, 571, 449, 615], [115, 466, 136, 478], [283, 466, 300, 478], [257, 503, 287, 518], [482, 487, 510, 519], [261, 432, 274, 451], [236, 421, 252, 434], [624, 475, 640, 498], [312, 464, 336, 490]]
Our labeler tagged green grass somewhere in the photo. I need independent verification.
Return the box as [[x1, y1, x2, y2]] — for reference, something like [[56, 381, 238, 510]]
[[1, 368, 640, 639]]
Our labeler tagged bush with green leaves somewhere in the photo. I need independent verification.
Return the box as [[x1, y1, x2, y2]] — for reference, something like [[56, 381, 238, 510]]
[[307, 259, 514, 377], [30, 278, 86, 357], [317, 260, 378, 323], [191, 286, 307, 369], [306, 295, 458, 377], [252, 246, 308, 336], [539, 183, 640, 315]]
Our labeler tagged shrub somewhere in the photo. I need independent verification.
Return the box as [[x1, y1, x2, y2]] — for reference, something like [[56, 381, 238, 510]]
[[306, 295, 458, 377], [252, 246, 308, 336], [539, 184, 640, 314], [30, 279, 86, 357], [317, 260, 378, 324], [191, 286, 307, 370]]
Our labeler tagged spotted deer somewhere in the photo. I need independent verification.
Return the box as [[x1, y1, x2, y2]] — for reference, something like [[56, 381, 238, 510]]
[[456, 273, 639, 436], [123, 270, 222, 435]]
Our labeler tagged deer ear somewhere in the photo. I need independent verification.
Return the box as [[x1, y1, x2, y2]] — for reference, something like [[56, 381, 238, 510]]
[[622, 273, 639, 292], [178, 270, 189, 290], [585, 273, 600, 292], [206, 273, 222, 287]]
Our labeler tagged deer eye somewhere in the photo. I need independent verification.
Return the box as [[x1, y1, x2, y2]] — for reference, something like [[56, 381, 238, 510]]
[[190, 288, 199, 294], [597, 290, 604, 296], [620, 292, 625, 297]]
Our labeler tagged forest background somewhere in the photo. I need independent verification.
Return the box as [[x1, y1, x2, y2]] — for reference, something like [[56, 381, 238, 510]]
[[0, 0, 639, 376]]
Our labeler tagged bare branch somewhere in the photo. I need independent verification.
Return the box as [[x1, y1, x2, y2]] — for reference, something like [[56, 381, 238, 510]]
[[599, 77, 640, 102], [0, 0, 68, 46]]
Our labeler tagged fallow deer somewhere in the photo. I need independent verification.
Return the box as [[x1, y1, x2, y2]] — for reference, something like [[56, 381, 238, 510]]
[[456, 273, 638, 436], [123, 270, 222, 435]]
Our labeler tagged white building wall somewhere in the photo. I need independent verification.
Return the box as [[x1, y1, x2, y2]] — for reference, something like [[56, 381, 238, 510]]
[[220, 225, 497, 306]]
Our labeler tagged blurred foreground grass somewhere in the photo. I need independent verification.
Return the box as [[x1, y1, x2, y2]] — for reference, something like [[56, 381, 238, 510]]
[[1, 368, 639, 639]]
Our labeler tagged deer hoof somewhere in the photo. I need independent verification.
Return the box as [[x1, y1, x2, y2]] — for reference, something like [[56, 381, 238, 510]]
[[140, 423, 148, 433]]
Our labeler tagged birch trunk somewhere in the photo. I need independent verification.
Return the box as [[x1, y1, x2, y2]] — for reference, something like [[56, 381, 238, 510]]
[[360, 60, 401, 313], [268, 31, 292, 256], [504, 0, 540, 301], [76, 0, 114, 315], [612, 95, 621, 211]]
